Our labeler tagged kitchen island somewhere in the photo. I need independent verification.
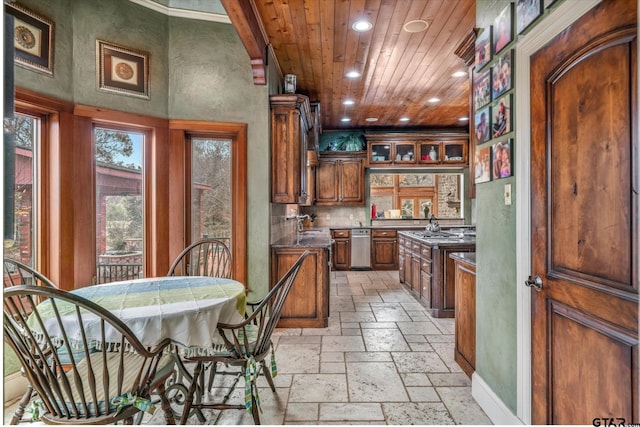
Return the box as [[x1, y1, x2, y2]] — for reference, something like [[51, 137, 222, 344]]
[[271, 229, 331, 327], [398, 230, 475, 318]]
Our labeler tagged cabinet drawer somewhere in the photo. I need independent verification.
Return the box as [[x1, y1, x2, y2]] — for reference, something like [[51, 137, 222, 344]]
[[412, 242, 421, 252], [372, 229, 397, 238], [332, 229, 351, 238], [421, 245, 432, 259], [421, 260, 431, 274]]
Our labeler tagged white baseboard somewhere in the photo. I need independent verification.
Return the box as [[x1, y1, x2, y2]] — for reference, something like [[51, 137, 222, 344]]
[[3, 372, 28, 403], [472, 372, 523, 425]]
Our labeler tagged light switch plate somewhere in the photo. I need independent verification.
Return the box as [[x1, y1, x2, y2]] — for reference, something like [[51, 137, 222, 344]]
[[504, 184, 512, 205]]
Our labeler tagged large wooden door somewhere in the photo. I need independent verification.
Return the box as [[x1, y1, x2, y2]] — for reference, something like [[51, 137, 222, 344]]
[[530, 1, 638, 424]]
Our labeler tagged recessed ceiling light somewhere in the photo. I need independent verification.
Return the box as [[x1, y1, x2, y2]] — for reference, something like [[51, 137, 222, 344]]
[[428, 97, 440, 103], [399, 117, 410, 122], [341, 117, 351, 122], [452, 70, 467, 77], [343, 99, 355, 106], [365, 117, 378, 122], [346, 70, 361, 78], [459, 116, 469, 121], [403, 19, 429, 33], [352, 20, 373, 32]]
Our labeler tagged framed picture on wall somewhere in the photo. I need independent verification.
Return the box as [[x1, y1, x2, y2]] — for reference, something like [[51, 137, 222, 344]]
[[493, 3, 513, 54], [475, 26, 492, 70], [6, 2, 54, 76], [474, 105, 491, 144], [492, 50, 513, 99], [475, 145, 491, 184], [492, 94, 512, 138], [492, 139, 513, 180], [517, 0, 543, 34], [473, 68, 492, 110], [96, 40, 149, 99]]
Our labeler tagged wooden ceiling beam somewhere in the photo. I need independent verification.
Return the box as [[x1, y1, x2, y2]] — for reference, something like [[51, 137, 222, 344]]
[[221, 0, 269, 85]]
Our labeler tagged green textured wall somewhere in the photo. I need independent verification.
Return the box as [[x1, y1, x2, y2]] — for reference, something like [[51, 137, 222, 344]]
[[167, 17, 271, 295], [475, 0, 518, 413], [13, 0, 74, 100], [12, 0, 273, 297]]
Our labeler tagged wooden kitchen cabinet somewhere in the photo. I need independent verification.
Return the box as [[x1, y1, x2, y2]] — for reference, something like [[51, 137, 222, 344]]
[[366, 132, 468, 167], [304, 150, 319, 206], [411, 241, 421, 298], [271, 246, 329, 328], [398, 235, 406, 282], [399, 231, 474, 318], [420, 244, 432, 307], [316, 152, 366, 205], [371, 229, 398, 270], [270, 94, 312, 204], [451, 252, 476, 377], [331, 229, 351, 270], [402, 236, 414, 292], [417, 141, 468, 165]]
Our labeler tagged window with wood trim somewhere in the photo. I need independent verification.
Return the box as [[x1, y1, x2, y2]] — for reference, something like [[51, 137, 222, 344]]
[[94, 126, 145, 284], [4, 113, 41, 266], [369, 172, 463, 219]]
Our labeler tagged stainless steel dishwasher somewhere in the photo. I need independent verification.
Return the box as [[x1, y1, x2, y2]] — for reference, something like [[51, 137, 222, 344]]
[[350, 228, 371, 269]]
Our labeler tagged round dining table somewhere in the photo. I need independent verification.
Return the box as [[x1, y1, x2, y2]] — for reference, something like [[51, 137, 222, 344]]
[[35, 275, 246, 355]]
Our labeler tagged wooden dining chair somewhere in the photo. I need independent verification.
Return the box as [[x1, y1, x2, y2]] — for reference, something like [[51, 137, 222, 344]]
[[179, 251, 309, 425], [3, 285, 177, 425], [3, 258, 59, 424], [167, 238, 232, 278], [3, 258, 57, 290]]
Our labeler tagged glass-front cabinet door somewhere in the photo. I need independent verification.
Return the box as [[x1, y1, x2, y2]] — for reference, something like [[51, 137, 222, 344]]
[[442, 141, 467, 165], [418, 142, 441, 164], [369, 142, 392, 164], [394, 142, 416, 164]]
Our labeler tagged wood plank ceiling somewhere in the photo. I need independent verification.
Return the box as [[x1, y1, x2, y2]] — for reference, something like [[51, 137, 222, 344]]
[[253, 0, 475, 131]]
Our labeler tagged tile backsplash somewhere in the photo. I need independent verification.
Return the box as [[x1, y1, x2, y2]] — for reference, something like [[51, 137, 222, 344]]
[[270, 203, 297, 242], [301, 206, 368, 228]]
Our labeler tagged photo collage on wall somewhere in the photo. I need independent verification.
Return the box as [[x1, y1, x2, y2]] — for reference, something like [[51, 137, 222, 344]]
[[473, 2, 517, 184]]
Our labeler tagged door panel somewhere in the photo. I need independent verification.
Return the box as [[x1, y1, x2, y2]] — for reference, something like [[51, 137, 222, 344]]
[[549, 42, 632, 290], [316, 159, 338, 203], [340, 158, 364, 203], [550, 301, 635, 424], [530, 1, 638, 423]]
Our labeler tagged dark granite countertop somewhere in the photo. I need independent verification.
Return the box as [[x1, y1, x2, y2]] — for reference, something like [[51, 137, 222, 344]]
[[398, 230, 476, 247], [329, 225, 475, 230], [449, 252, 476, 266], [271, 229, 332, 249]]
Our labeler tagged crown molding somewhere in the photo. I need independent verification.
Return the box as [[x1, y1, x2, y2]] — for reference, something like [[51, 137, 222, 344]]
[[127, 0, 231, 23]]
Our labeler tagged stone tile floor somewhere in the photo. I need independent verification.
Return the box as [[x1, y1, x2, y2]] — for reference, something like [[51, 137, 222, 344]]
[[4, 270, 491, 425]]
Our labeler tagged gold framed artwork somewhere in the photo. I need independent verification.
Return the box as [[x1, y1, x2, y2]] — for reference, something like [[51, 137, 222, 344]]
[[96, 40, 149, 99], [6, 2, 54, 76]]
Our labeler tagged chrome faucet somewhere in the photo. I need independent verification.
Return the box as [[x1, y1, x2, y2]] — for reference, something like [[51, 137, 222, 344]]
[[425, 214, 440, 232], [295, 214, 311, 232]]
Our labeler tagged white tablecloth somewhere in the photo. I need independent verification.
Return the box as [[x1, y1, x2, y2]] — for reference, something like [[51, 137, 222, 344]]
[[33, 276, 246, 355]]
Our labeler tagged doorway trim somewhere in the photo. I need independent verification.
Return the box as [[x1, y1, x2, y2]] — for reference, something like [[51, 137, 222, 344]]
[[514, 0, 600, 424]]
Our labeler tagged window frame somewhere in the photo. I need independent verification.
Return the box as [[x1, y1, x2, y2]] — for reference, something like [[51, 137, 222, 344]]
[[6, 110, 45, 269], [93, 123, 148, 283], [169, 120, 247, 286]]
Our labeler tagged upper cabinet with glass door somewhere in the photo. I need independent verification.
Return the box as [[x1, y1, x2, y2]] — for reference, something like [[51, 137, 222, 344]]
[[366, 132, 468, 167]]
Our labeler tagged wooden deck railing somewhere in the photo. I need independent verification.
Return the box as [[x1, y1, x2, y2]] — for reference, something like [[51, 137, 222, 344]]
[[96, 263, 143, 284]]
